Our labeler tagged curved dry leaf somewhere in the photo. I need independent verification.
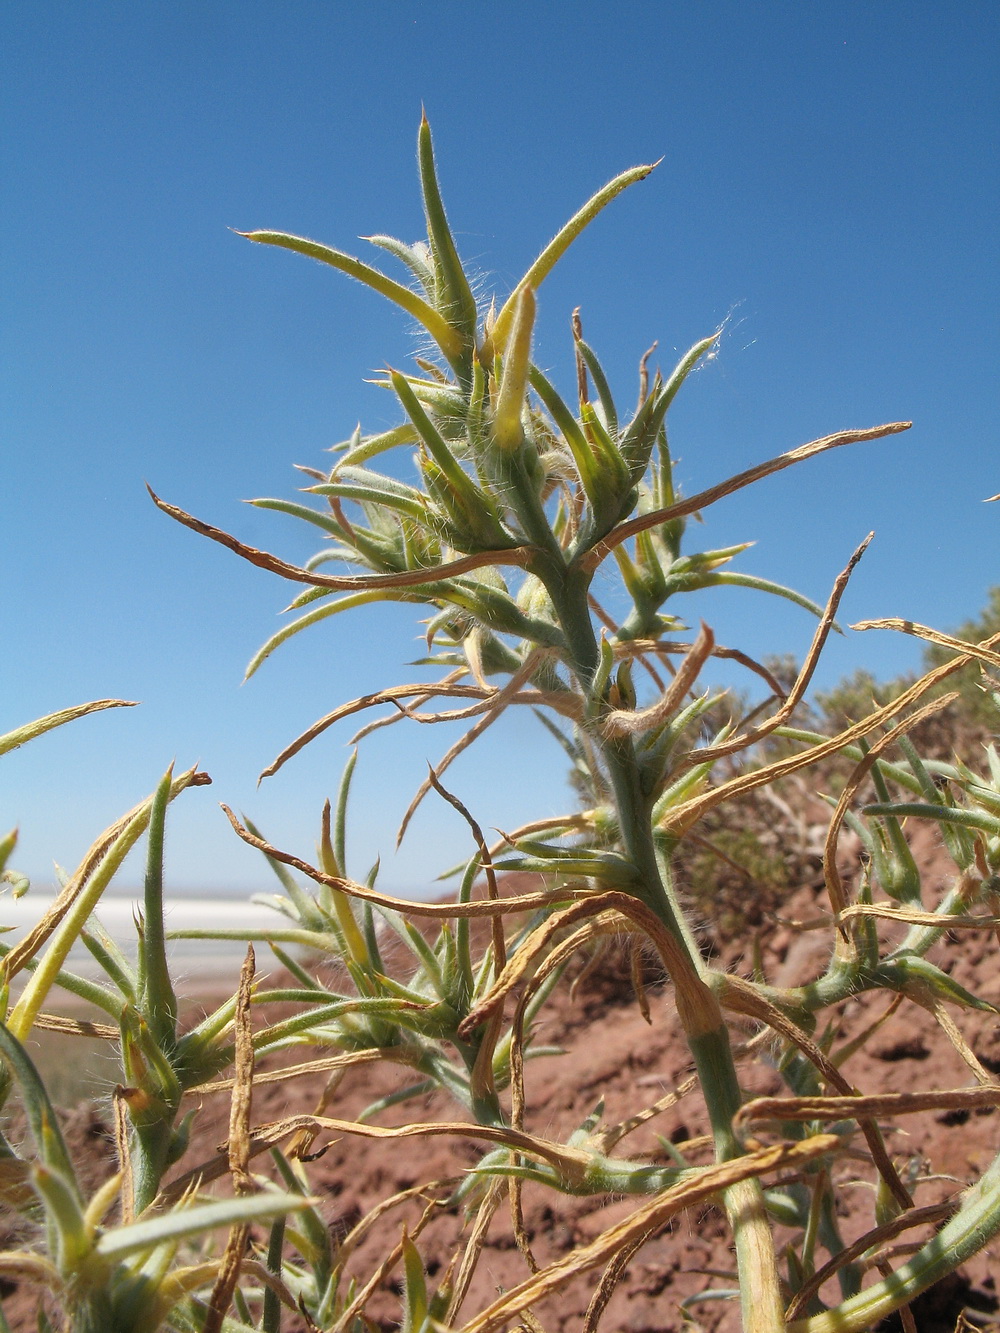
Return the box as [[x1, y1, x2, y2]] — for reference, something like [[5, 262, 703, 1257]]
[[839, 903, 1000, 930], [458, 1135, 840, 1333], [737, 1085, 1000, 1128], [149, 486, 532, 591], [221, 805, 590, 920], [602, 624, 714, 739], [666, 646, 982, 839], [685, 534, 871, 765], [822, 690, 959, 916], [785, 1201, 955, 1320], [852, 618, 1000, 671], [583, 423, 911, 571]]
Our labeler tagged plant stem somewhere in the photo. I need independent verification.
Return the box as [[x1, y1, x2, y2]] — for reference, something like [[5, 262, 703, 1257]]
[[544, 564, 787, 1331]]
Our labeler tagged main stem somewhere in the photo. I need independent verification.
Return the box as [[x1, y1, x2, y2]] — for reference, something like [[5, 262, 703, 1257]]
[[545, 561, 787, 1333]]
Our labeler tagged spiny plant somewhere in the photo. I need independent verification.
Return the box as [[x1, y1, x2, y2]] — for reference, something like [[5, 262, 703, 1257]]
[[4, 116, 1000, 1333], [0, 710, 314, 1331], [146, 117, 1000, 1331]]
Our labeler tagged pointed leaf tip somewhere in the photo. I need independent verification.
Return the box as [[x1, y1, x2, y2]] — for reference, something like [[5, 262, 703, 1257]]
[[493, 161, 659, 351]]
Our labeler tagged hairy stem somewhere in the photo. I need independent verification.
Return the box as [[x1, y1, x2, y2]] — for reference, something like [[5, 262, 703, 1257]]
[[542, 562, 786, 1331]]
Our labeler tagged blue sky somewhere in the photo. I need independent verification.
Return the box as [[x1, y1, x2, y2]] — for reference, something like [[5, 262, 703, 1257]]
[[3, 3, 997, 896]]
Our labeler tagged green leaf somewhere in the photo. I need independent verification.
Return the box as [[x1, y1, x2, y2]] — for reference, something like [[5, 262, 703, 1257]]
[[652, 759, 715, 823], [687, 571, 829, 619], [493, 286, 535, 453], [252, 996, 421, 1049], [581, 401, 630, 496], [237, 810, 325, 927], [417, 114, 478, 370], [391, 373, 482, 508], [864, 802, 1000, 839], [495, 844, 637, 887], [617, 374, 665, 479], [358, 1079, 438, 1125], [30, 1164, 88, 1274], [86, 913, 139, 995], [528, 364, 599, 497], [120, 1006, 182, 1107], [575, 337, 619, 436], [371, 372, 468, 423], [238, 229, 465, 364], [248, 496, 349, 538], [333, 746, 358, 883], [139, 767, 178, 1048], [0, 700, 137, 758], [322, 469, 432, 509], [0, 1025, 79, 1194], [7, 768, 202, 1042], [364, 233, 436, 295], [244, 590, 392, 681], [638, 690, 719, 768], [311, 465, 432, 520], [0, 829, 18, 877], [392, 372, 514, 552], [492, 160, 659, 351], [335, 422, 419, 469], [285, 583, 335, 611], [261, 1212, 287, 1333], [0, 942, 122, 1018], [619, 334, 717, 477], [400, 1232, 429, 1333], [654, 333, 719, 419], [270, 1149, 333, 1292], [94, 1191, 314, 1260], [891, 955, 998, 1013], [867, 789, 921, 905]]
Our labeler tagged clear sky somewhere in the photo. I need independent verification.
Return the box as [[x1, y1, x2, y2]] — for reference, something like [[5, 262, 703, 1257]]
[[3, 3, 997, 897]]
